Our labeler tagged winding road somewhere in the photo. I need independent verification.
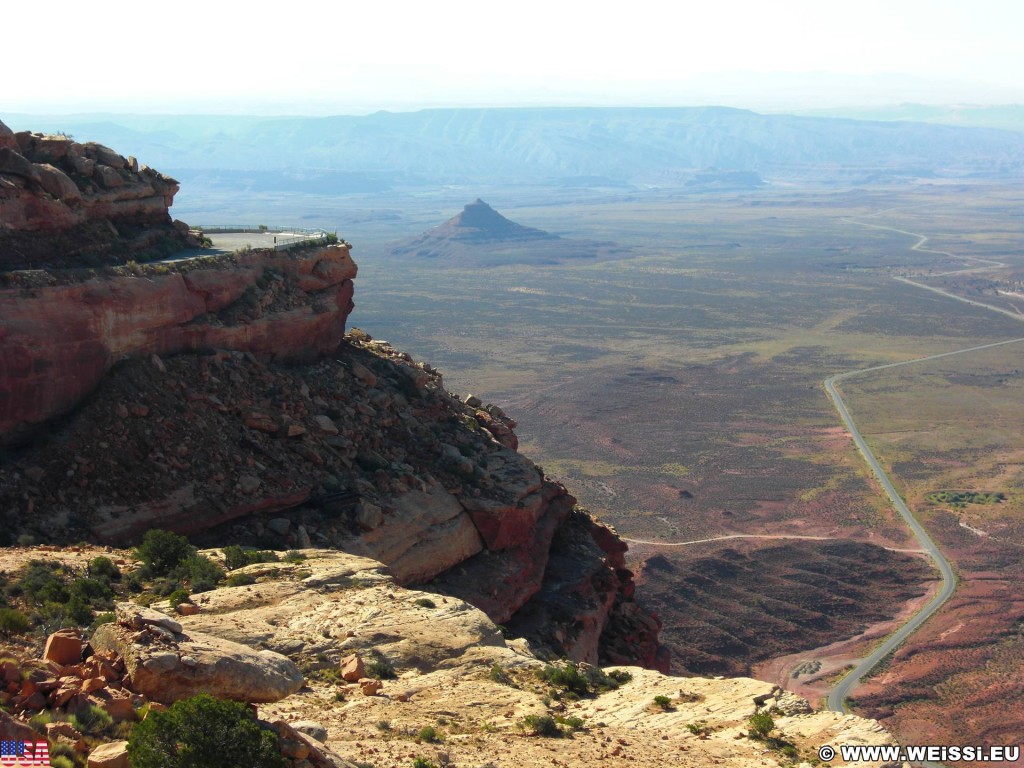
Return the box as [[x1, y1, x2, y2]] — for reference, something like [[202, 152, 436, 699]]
[[823, 217, 1024, 714], [823, 336, 1024, 711]]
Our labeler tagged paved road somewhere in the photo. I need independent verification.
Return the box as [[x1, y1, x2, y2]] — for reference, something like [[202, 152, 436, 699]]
[[823, 335, 1024, 713], [623, 533, 923, 554]]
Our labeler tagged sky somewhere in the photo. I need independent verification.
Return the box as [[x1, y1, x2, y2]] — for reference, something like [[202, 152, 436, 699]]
[[6, 0, 1024, 114]]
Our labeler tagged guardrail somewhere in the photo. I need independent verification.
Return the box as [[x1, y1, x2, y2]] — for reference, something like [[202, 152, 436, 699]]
[[192, 224, 328, 233]]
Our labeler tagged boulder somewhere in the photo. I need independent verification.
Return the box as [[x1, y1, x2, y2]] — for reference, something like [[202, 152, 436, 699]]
[[35, 163, 82, 203], [0, 709, 37, 742], [340, 653, 365, 682], [87, 740, 130, 768], [290, 720, 328, 742], [44, 630, 84, 665], [91, 605, 304, 704], [0, 146, 39, 181]]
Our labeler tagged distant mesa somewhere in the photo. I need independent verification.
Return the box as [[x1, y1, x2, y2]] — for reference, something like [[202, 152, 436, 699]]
[[389, 199, 629, 266]]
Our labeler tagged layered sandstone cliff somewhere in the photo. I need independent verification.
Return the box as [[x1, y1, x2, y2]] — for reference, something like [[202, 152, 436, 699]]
[[0, 244, 356, 446]]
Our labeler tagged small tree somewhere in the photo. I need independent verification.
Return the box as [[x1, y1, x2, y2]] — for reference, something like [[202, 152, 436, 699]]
[[136, 530, 193, 577], [127, 694, 285, 768], [748, 711, 775, 739]]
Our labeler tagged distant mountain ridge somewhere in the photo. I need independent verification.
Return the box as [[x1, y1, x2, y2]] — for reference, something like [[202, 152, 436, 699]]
[[6, 106, 1023, 186]]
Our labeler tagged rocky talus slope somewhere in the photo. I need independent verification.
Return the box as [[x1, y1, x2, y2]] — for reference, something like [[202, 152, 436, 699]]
[[0, 547, 901, 768], [0, 119, 192, 269], [0, 328, 660, 669]]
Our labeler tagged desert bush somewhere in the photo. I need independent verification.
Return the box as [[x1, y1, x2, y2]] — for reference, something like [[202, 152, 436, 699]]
[[222, 546, 277, 571], [89, 556, 121, 582], [180, 555, 224, 593], [136, 530, 193, 577], [608, 669, 633, 685], [489, 663, 512, 686], [521, 714, 560, 737], [537, 663, 590, 697], [748, 712, 775, 739], [365, 650, 396, 680], [554, 714, 585, 731], [15, 561, 68, 604], [71, 704, 113, 735], [0, 608, 30, 637], [226, 572, 256, 587], [168, 589, 191, 609], [416, 725, 443, 743], [127, 694, 286, 768]]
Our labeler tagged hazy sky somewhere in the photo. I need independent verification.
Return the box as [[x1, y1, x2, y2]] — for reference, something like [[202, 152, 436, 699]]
[[7, 0, 1024, 114]]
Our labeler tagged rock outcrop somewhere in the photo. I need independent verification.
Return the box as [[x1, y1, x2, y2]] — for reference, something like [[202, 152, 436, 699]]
[[0, 545, 901, 768], [91, 604, 304, 704], [0, 243, 356, 446], [0, 119, 190, 269], [0, 330, 652, 666]]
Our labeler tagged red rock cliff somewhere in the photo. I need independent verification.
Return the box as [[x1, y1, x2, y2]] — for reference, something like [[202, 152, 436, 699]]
[[0, 245, 356, 447]]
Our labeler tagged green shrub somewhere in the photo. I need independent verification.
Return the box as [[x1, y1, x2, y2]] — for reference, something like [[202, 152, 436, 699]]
[[607, 669, 633, 685], [47, 743, 79, 766], [537, 663, 590, 697], [226, 572, 256, 587], [127, 694, 286, 768], [412, 759, 438, 768], [152, 578, 183, 597], [521, 714, 560, 737], [687, 720, 711, 736], [16, 561, 69, 604], [90, 612, 116, 630], [168, 589, 191, 609], [416, 725, 443, 743], [28, 710, 54, 733], [136, 530, 194, 577], [0, 608, 30, 637], [64, 594, 94, 625], [180, 556, 223, 593], [554, 714, 585, 731], [489, 663, 512, 686], [50, 756, 74, 768], [365, 650, 396, 680], [748, 712, 775, 739], [223, 546, 278, 571], [71, 704, 113, 735], [89, 556, 121, 581], [653, 695, 673, 711], [69, 577, 114, 608], [413, 597, 436, 609]]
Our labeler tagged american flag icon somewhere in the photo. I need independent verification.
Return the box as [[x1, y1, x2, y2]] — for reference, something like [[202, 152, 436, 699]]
[[0, 741, 50, 766]]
